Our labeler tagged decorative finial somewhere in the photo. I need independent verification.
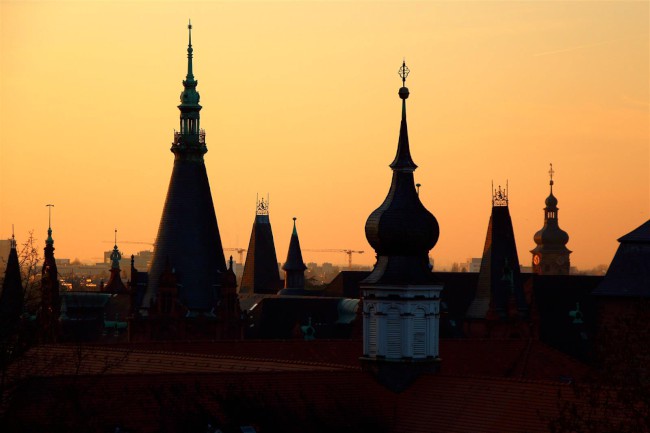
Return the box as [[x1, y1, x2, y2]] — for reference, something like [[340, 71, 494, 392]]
[[492, 183, 509, 207], [114, 228, 118, 247], [10, 224, 16, 249], [548, 163, 555, 188], [292, 217, 297, 234], [398, 60, 410, 102], [398, 60, 410, 87], [46, 204, 54, 245], [256, 194, 269, 216], [416, 183, 421, 195]]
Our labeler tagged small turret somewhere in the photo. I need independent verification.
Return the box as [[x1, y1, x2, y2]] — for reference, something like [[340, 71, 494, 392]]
[[282, 217, 307, 290], [531, 164, 571, 275]]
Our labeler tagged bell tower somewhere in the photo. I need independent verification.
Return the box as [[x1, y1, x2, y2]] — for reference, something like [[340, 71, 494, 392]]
[[531, 164, 571, 275]]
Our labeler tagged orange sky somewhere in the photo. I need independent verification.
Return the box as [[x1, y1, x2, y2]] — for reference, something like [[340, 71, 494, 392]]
[[1, 1, 648, 270]]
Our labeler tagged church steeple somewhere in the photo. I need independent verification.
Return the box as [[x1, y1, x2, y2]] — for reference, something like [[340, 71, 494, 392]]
[[40, 205, 60, 342], [104, 229, 127, 294], [531, 164, 571, 275]]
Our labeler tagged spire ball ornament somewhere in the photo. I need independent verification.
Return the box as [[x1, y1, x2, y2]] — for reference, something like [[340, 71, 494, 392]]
[[398, 60, 410, 100]]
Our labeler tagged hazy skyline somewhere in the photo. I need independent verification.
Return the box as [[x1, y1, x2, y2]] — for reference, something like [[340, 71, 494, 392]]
[[1, 1, 648, 269]]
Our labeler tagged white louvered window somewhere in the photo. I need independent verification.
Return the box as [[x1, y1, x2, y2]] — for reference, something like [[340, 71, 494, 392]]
[[413, 308, 426, 357], [368, 308, 377, 356], [387, 308, 401, 358]]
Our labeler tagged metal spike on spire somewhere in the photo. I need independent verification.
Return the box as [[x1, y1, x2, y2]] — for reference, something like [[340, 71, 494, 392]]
[[549, 163, 555, 189], [46, 204, 54, 245], [186, 20, 194, 81]]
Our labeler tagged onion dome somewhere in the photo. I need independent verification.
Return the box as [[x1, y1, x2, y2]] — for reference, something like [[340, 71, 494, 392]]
[[363, 61, 439, 285], [532, 164, 570, 251]]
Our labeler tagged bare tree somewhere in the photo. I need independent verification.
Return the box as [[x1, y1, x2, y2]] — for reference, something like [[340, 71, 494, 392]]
[[18, 230, 41, 312]]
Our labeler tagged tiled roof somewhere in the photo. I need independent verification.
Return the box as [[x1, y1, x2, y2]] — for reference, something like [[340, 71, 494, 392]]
[[7, 344, 354, 384], [3, 369, 581, 433]]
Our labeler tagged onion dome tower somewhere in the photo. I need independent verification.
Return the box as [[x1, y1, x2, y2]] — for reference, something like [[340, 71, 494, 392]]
[[145, 22, 227, 312], [0, 231, 23, 329], [39, 205, 60, 342], [531, 164, 571, 275], [240, 196, 282, 295], [466, 184, 528, 325], [280, 217, 308, 292], [103, 230, 128, 294], [360, 62, 443, 391]]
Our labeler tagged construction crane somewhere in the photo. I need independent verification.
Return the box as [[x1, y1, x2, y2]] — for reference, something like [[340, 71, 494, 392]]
[[224, 248, 246, 264], [303, 249, 364, 269], [102, 241, 153, 246]]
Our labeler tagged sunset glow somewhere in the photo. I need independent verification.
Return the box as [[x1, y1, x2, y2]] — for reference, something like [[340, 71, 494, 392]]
[[1, 1, 648, 270]]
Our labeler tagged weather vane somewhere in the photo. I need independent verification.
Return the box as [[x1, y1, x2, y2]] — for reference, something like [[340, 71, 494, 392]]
[[398, 60, 410, 86]]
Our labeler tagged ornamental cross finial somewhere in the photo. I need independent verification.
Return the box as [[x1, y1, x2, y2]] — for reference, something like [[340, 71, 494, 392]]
[[549, 163, 555, 186], [398, 60, 410, 86]]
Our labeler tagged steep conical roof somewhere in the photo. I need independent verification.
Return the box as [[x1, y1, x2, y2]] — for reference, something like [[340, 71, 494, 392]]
[[0, 234, 23, 326], [240, 197, 282, 295], [467, 187, 528, 320], [145, 24, 227, 312], [283, 218, 307, 272], [363, 61, 438, 286]]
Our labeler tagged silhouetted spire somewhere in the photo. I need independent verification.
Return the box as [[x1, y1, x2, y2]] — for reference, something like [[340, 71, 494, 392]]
[[531, 164, 571, 275], [389, 61, 417, 172], [104, 229, 127, 294], [145, 23, 227, 312], [186, 20, 194, 82], [0, 231, 24, 327], [240, 196, 282, 295], [283, 217, 307, 290], [40, 206, 60, 342], [364, 61, 439, 285]]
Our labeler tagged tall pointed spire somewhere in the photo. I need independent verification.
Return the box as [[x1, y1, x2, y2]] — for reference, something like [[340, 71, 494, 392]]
[[40, 205, 60, 342], [145, 23, 227, 312], [364, 60, 438, 275], [186, 20, 194, 82], [361, 62, 443, 389]]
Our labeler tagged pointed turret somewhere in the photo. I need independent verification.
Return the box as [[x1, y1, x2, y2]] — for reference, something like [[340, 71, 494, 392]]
[[0, 232, 24, 328], [282, 217, 307, 290], [39, 205, 60, 342], [361, 62, 444, 391], [240, 196, 282, 295], [145, 23, 227, 312], [103, 230, 127, 294], [531, 164, 571, 275], [466, 184, 528, 323]]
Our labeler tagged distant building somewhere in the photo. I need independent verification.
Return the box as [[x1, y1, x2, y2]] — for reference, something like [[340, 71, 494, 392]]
[[531, 164, 571, 275]]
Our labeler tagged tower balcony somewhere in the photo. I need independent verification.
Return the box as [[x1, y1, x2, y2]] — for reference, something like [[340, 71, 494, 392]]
[[173, 129, 206, 146]]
